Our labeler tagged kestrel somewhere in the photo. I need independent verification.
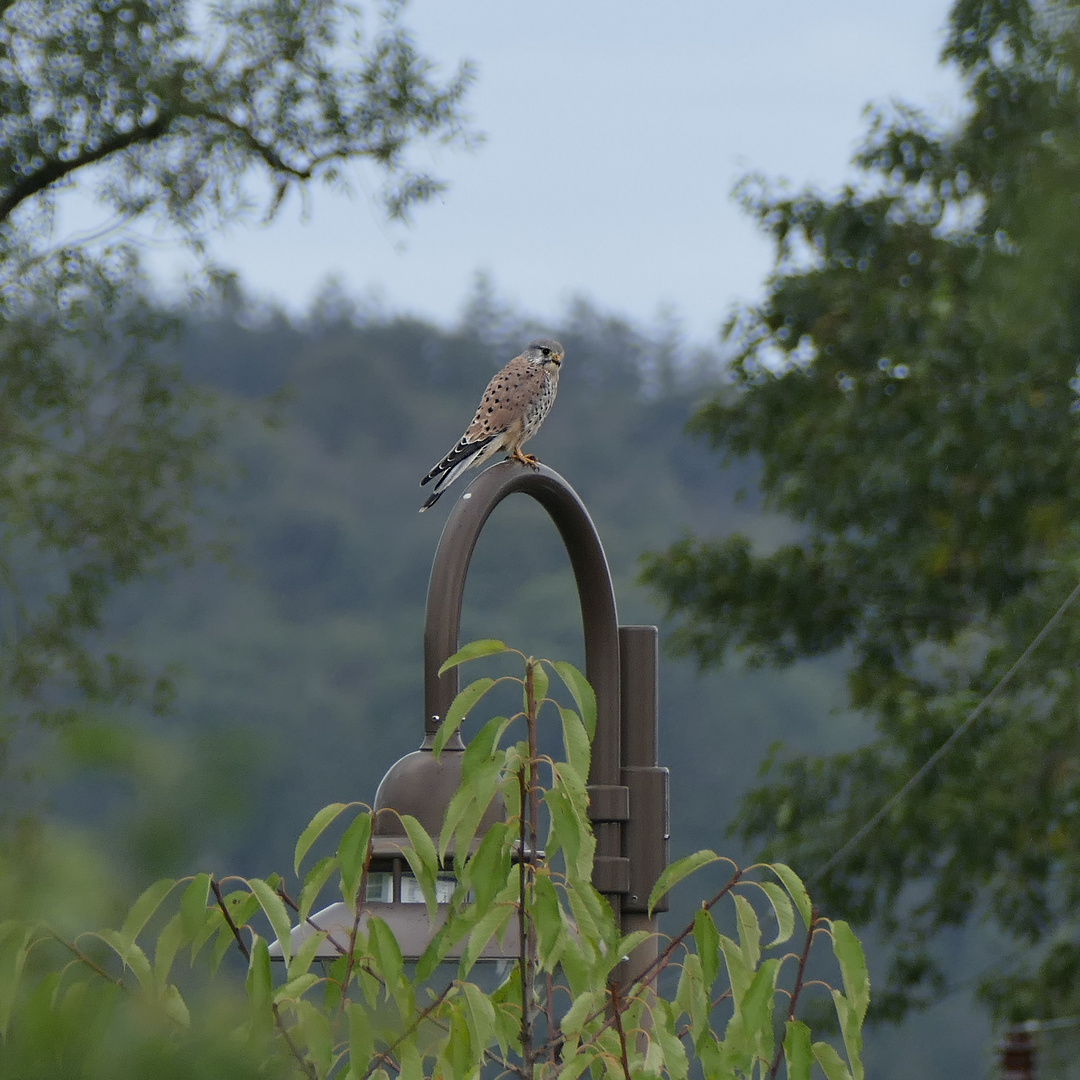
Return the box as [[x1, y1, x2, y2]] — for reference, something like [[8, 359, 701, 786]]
[[420, 338, 565, 512]]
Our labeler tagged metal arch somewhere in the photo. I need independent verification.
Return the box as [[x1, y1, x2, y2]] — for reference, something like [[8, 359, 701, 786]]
[[423, 461, 621, 795]]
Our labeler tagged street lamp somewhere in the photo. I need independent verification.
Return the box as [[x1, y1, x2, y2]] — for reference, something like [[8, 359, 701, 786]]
[[271, 461, 669, 984]]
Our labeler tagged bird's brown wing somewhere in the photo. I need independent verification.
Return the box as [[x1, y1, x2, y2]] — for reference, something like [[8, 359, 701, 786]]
[[462, 357, 544, 443]]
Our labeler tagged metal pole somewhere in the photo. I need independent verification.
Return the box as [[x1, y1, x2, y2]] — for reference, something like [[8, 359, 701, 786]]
[[618, 625, 669, 987], [423, 461, 629, 917]]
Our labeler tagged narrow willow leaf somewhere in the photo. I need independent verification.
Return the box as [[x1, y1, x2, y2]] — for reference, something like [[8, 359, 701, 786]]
[[153, 913, 186, 986], [654, 998, 690, 1080], [556, 1050, 598, 1080], [812, 1040, 854, 1080], [831, 991, 865, 1080], [161, 982, 190, 1028], [246, 936, 273, 1018], [693, 908, 721, 987], [94, 930, 153, 988], [745, 879, 796, 947], [368, 916, 404, 992], [718, 934, 752, 1007], [434, 677, 496, 755], [249, 878, 294, 966], [558, 705, 591, 780], [399, 813, 441, 921], [533, 872, 566, 970], [295, 998, 333, 1077], [551, 661, 597, 737], [346, 1000, 374, 1078], [120, 878, 177, 948], [527, 658, 549, 711], [559, 987, 606, 1038], [274, 972, 321, 1003], [647, 850, 720, 915], [740, 957, 781, 1064], [458, 901, 514, 981], [784, 1020, 813, 1080], [769, 863, 812, 930], [829, 919, 870, 1021], [338, 812, 373, 908], [463, 982, 498, 1060], [733, 893, 762, 970], [299, 855, 339, 922], [461, 821, 510, 914], [180, 873, 212, 940], [294, 802, 348, 876], [438, 639, 512, 675]]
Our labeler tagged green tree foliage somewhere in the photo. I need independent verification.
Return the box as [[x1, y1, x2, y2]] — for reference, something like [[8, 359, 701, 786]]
[[0, 0, 471, 733], [0, 647, 869, 1079], [641, 0, 1080, 1025]]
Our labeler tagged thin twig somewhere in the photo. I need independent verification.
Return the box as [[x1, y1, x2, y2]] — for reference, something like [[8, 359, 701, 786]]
[[50, 929, 124, 986], [272, 1002, 318, 1080], [608, 980, 632, 1080], [211, 877, 250, 961], [768, 908, 819, 1080]]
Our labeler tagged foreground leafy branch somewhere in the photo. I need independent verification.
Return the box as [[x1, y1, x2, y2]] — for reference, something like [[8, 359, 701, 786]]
[[0, 643, 869, 1078]]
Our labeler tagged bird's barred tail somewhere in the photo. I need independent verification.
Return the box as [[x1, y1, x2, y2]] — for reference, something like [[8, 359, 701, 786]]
[[418, 440, 494, 512]]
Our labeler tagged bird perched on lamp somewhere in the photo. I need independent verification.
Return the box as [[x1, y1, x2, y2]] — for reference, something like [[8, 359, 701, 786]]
[[419, 338, 565, 512]]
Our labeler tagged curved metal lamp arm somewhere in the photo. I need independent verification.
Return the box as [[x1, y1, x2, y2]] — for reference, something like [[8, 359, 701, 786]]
[[423, 461, 622, 795]]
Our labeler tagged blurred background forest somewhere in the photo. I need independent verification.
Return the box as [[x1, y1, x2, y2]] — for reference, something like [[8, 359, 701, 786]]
[[11, 281, 984, 1077]]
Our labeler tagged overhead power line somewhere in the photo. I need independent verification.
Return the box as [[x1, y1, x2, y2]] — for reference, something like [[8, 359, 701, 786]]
[[810, 578, 1080, 886]]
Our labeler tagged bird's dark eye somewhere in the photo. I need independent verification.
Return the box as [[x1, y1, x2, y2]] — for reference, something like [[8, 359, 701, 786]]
[[541, 347, 550, 357]]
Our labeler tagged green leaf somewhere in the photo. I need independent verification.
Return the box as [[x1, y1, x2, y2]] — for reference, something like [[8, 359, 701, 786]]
[[551, 661, 597, 737], [120, 877, 177, 948], [295, 998, 334, 1077], [831, 991, 865, 1080], [399, 813, 441, 920], [675, 953, 708, 1042], [346, 1000, 375, 1077], [458, 899, 515, 980], [647, 849, 721, 915], [784, 1020, 813, 1080], [527, 657, 550, 712], [94, 930, 154, 988], [295, 802, 349, 876], [559, 987, 606, 1038], [180, 873, 212, 941], [438, 639, 512, 675], [829, 919, 870, 1021], [745, 879, 796, 947], [812, 1040, 854, 1080], [246, 935, 273, 1018], [153, 913, 186, 986], [338, 812, 373, 907], [718, 933, 752, 1008], [300, 855, 340, 922], [460, 820, 511, 914], [0, 923, 31, 1038], [368, 915, 404, 991], [533, 871, 566, 969], [434, 676, 497, 755], [463, 981, 498, 1060], [740, 957, 780, 1063], [558, 705, 592, 780], [769, 862, 813, 930], [653, 998, 690, 1080], [733, 892, 762, 970], [249, 878, 294, 966], [693, 908, 721, 987]]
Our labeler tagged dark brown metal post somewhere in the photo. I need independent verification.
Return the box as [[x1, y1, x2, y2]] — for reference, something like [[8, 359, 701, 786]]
[[618, 625, 669, 986], [423, 461, 629, 916]]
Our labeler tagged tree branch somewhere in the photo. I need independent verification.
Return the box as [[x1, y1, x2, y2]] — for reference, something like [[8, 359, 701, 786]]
[[0, 115, 170, 226]]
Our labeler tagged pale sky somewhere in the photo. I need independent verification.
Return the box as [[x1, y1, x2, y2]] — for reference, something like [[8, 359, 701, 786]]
[[80, 1, 967, 344]]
